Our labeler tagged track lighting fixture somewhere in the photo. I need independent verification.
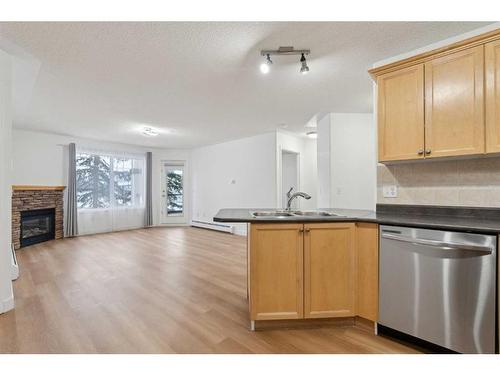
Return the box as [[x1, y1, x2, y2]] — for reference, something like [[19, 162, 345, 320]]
[[259, 46, 310, 75], [300, 53, 309, 75], [259, 54, 273, 74]]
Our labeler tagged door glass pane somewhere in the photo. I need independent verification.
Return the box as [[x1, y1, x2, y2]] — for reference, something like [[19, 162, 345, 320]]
[[166, 166, 184, 216]]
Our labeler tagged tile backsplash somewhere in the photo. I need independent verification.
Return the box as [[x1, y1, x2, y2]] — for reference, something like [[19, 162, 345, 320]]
[[377, 158, 500, 207]]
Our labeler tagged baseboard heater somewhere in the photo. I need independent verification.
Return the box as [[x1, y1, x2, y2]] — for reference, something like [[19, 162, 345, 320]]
[[191, 220, 234, 234], [10, 243, 19, 281]]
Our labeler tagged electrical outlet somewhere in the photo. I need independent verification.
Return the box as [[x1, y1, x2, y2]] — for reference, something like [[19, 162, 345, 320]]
[[383, 185, 398, 198]]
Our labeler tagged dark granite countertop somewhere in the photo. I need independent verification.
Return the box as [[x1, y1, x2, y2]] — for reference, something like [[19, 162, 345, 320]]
[[213, 205, 500, 234]]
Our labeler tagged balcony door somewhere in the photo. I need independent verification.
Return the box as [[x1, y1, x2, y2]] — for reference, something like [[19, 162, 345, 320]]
[[161, 162, 186, 224]]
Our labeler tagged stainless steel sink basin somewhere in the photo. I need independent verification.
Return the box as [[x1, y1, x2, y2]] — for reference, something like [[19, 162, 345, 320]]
[[251, 211, 295, 217], [251, 210, 344, 218], [291, 210, 339, 216]]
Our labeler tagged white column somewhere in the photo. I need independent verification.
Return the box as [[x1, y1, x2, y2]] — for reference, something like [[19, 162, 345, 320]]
[[316, 114, 331, 208], [0, 48, 14, 314]]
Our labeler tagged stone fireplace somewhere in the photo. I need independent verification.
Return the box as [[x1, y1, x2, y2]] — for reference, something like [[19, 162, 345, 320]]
[[12, 186, 65, 249]]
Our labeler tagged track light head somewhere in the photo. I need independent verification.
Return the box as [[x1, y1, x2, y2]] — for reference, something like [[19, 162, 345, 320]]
[[300, 53, 309, 75], [260, 54, 273, 74]]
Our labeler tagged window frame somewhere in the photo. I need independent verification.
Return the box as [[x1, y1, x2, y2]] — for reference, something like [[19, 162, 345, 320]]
[[76, 150, 146, 211]]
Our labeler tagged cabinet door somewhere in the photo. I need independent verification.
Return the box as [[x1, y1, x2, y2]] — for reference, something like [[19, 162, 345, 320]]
[[249, 223, 304, 320], [377, 64, 425, 162], [356, 223, 379, 322], [304, 223, 355, 318], [486, 40, 500, 153], [425, 46, 485, 158]]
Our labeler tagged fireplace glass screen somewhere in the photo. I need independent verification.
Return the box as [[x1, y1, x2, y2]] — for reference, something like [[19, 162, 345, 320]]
[[20, 208, 55, 247]]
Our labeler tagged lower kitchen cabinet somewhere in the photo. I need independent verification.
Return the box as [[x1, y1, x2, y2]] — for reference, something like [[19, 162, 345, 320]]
[[248, 221, 379, 324], [249, 223, 304, 320], [304, 223, 356, 318], [355, 223, 379, 322]]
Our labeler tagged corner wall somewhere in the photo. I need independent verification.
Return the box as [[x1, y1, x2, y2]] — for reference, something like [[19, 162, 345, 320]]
[[0, 49, 14, 313], [191, 132, 277, 235], [317, 113, 376, 210]]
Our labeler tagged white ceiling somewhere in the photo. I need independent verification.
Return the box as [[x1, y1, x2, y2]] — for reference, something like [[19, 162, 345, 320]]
[[0, 22, 493, 148]]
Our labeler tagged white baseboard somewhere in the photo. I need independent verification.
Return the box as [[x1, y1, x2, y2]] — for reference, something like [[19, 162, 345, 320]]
[[191, 220, 235, 234], [0, 294, 14, 314]]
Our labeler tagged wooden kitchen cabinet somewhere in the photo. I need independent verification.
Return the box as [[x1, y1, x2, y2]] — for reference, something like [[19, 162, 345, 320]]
[[249, 223, 304, 320], [377, 64, 425, 162], [486, 39, 500, 153], [248, 221, 379, 324], [371, 29, 500, 163], [424, 45, 485, 158], [304, 223, 356, 318], [355, 223, 379, 322]]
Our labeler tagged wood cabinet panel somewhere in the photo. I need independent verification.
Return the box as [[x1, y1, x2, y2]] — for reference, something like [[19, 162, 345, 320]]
[[249, 223, 304, 320], [486, 39, 500, 153], [424, 46, 485, 158], [355, 223, 379, 322], [377, 64, 425, 162], [304, 223, 356, 318]]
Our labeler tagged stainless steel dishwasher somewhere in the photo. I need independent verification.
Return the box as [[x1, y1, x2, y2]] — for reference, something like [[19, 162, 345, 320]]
[[379, 225, 497, 354]]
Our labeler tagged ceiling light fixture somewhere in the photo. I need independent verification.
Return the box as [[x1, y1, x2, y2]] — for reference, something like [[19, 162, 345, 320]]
[[259, 46, 311, 75], [300, 53, 310, 75], [260, 54, 273, 74], [306, 131, 317, 139], [142, 126, 159, 137]]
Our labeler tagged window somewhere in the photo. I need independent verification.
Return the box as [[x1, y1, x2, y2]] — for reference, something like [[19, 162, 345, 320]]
[[76, 151, 145, 209]]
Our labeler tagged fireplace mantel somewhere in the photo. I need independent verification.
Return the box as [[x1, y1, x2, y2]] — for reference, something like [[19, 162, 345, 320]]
[[12, 185, 66, 191]]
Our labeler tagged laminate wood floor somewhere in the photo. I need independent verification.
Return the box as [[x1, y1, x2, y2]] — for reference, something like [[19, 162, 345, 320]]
[[0, 227, 419, 354]]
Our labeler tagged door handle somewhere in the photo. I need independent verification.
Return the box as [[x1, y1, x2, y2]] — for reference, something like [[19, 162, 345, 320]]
[[381, 232, 492, 253], [417, 149, 424, 155], [425, 149, 432, 155]]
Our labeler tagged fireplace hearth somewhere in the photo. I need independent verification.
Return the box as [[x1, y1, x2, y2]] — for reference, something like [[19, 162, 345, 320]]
[[20, 208, 56, 247]]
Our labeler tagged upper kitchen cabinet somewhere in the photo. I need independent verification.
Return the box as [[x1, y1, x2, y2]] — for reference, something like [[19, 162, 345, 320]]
[[371, 29, 500, 163], [486, 39, 500, 153], [424, 46, 485, 158], [377, 64, 425, 162]]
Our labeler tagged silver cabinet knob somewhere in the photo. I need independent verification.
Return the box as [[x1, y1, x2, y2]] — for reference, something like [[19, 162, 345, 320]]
[[418, 149, 424, 155], [425, 149, 432, 155]]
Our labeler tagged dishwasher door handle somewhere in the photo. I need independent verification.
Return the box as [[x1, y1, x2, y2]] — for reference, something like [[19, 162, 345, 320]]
[[381, 232, 493, 254]]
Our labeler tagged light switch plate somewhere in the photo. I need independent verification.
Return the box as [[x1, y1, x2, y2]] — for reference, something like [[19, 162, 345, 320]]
[[383, 185, 398, 198]]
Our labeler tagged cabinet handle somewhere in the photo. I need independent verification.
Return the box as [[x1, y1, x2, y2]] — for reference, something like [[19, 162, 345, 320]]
[[425, 149, 432, 155], [305, 228, 310, 233], [417, 149, 424, 155], [299, 229, 304, 233]]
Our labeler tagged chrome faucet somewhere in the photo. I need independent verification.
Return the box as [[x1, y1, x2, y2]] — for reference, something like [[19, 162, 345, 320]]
[[286, 188, 311, 211]]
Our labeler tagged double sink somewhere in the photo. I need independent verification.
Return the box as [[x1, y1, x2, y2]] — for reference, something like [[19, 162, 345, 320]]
[[251, 210, 345, 218]]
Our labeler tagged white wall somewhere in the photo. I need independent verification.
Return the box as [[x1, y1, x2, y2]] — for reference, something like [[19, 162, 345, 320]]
[[317, 113, 376, 210], [281, 152, 298, 208], [191, 132, 277, 235], [0, 49, 14, 314], [12, 129, 190, 233], [276, 131, 317, 210], [330, 113, 376, 210], [316, 115, 332, 208]]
